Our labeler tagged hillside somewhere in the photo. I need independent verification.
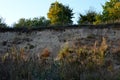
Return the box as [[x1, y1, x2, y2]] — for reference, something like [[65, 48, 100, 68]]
[[0, 24, 120, 79]]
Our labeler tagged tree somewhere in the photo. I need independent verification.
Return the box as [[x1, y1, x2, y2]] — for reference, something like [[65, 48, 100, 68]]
[[15, 18, 26, 27], [47, 1, 73, 25], [102, 0, 120, 22], [0, 17, 7, 28], [93, 13, 103, 25], [78, 10, 97, 24], [13, 17, 50, 28]]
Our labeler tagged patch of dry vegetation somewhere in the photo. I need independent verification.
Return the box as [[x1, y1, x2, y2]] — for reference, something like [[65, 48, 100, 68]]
[[0, 38, 120, 80]]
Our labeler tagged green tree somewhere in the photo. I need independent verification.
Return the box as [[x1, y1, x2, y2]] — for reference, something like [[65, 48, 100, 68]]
[[102, 0, 120, 22], [78, 10, 97, 24], [14, 18, 27, 28], [0, 17, 7, 28], [93, 13, 103, 25], [13, 17, 50, 28], [47, 1, 73, 25]]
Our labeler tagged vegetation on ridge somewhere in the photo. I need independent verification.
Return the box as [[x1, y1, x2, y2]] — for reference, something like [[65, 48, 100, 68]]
[[47, 1, 73, 25], [0, 0, 119, 28]]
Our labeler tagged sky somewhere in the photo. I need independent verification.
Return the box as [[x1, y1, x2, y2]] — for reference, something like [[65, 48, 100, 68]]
[[0, 0, 107, 26]]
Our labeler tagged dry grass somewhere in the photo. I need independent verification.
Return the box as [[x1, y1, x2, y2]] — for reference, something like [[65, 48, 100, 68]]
[[0, 38, 120, 80]]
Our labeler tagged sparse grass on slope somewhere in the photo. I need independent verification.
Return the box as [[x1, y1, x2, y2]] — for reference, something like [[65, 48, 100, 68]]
[[0, 38, 120, 80]]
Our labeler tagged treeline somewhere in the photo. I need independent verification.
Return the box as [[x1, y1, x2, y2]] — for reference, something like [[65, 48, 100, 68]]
[[0, 0, 120, 28], [13, 17, 50, 28]]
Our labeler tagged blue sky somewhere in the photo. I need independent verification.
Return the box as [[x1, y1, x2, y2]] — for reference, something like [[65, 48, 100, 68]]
[[0, 0, 107, 26]]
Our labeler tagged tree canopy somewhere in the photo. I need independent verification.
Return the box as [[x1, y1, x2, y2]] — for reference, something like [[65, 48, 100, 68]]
[[1, 1, 120, 27], [0, 17, 7, 28], [102, 0, 120, 22], [78, 10, 97, 24], [78, 0, 120, 25], [13, 17, 50, 28], [47, 1, 74, 25]]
